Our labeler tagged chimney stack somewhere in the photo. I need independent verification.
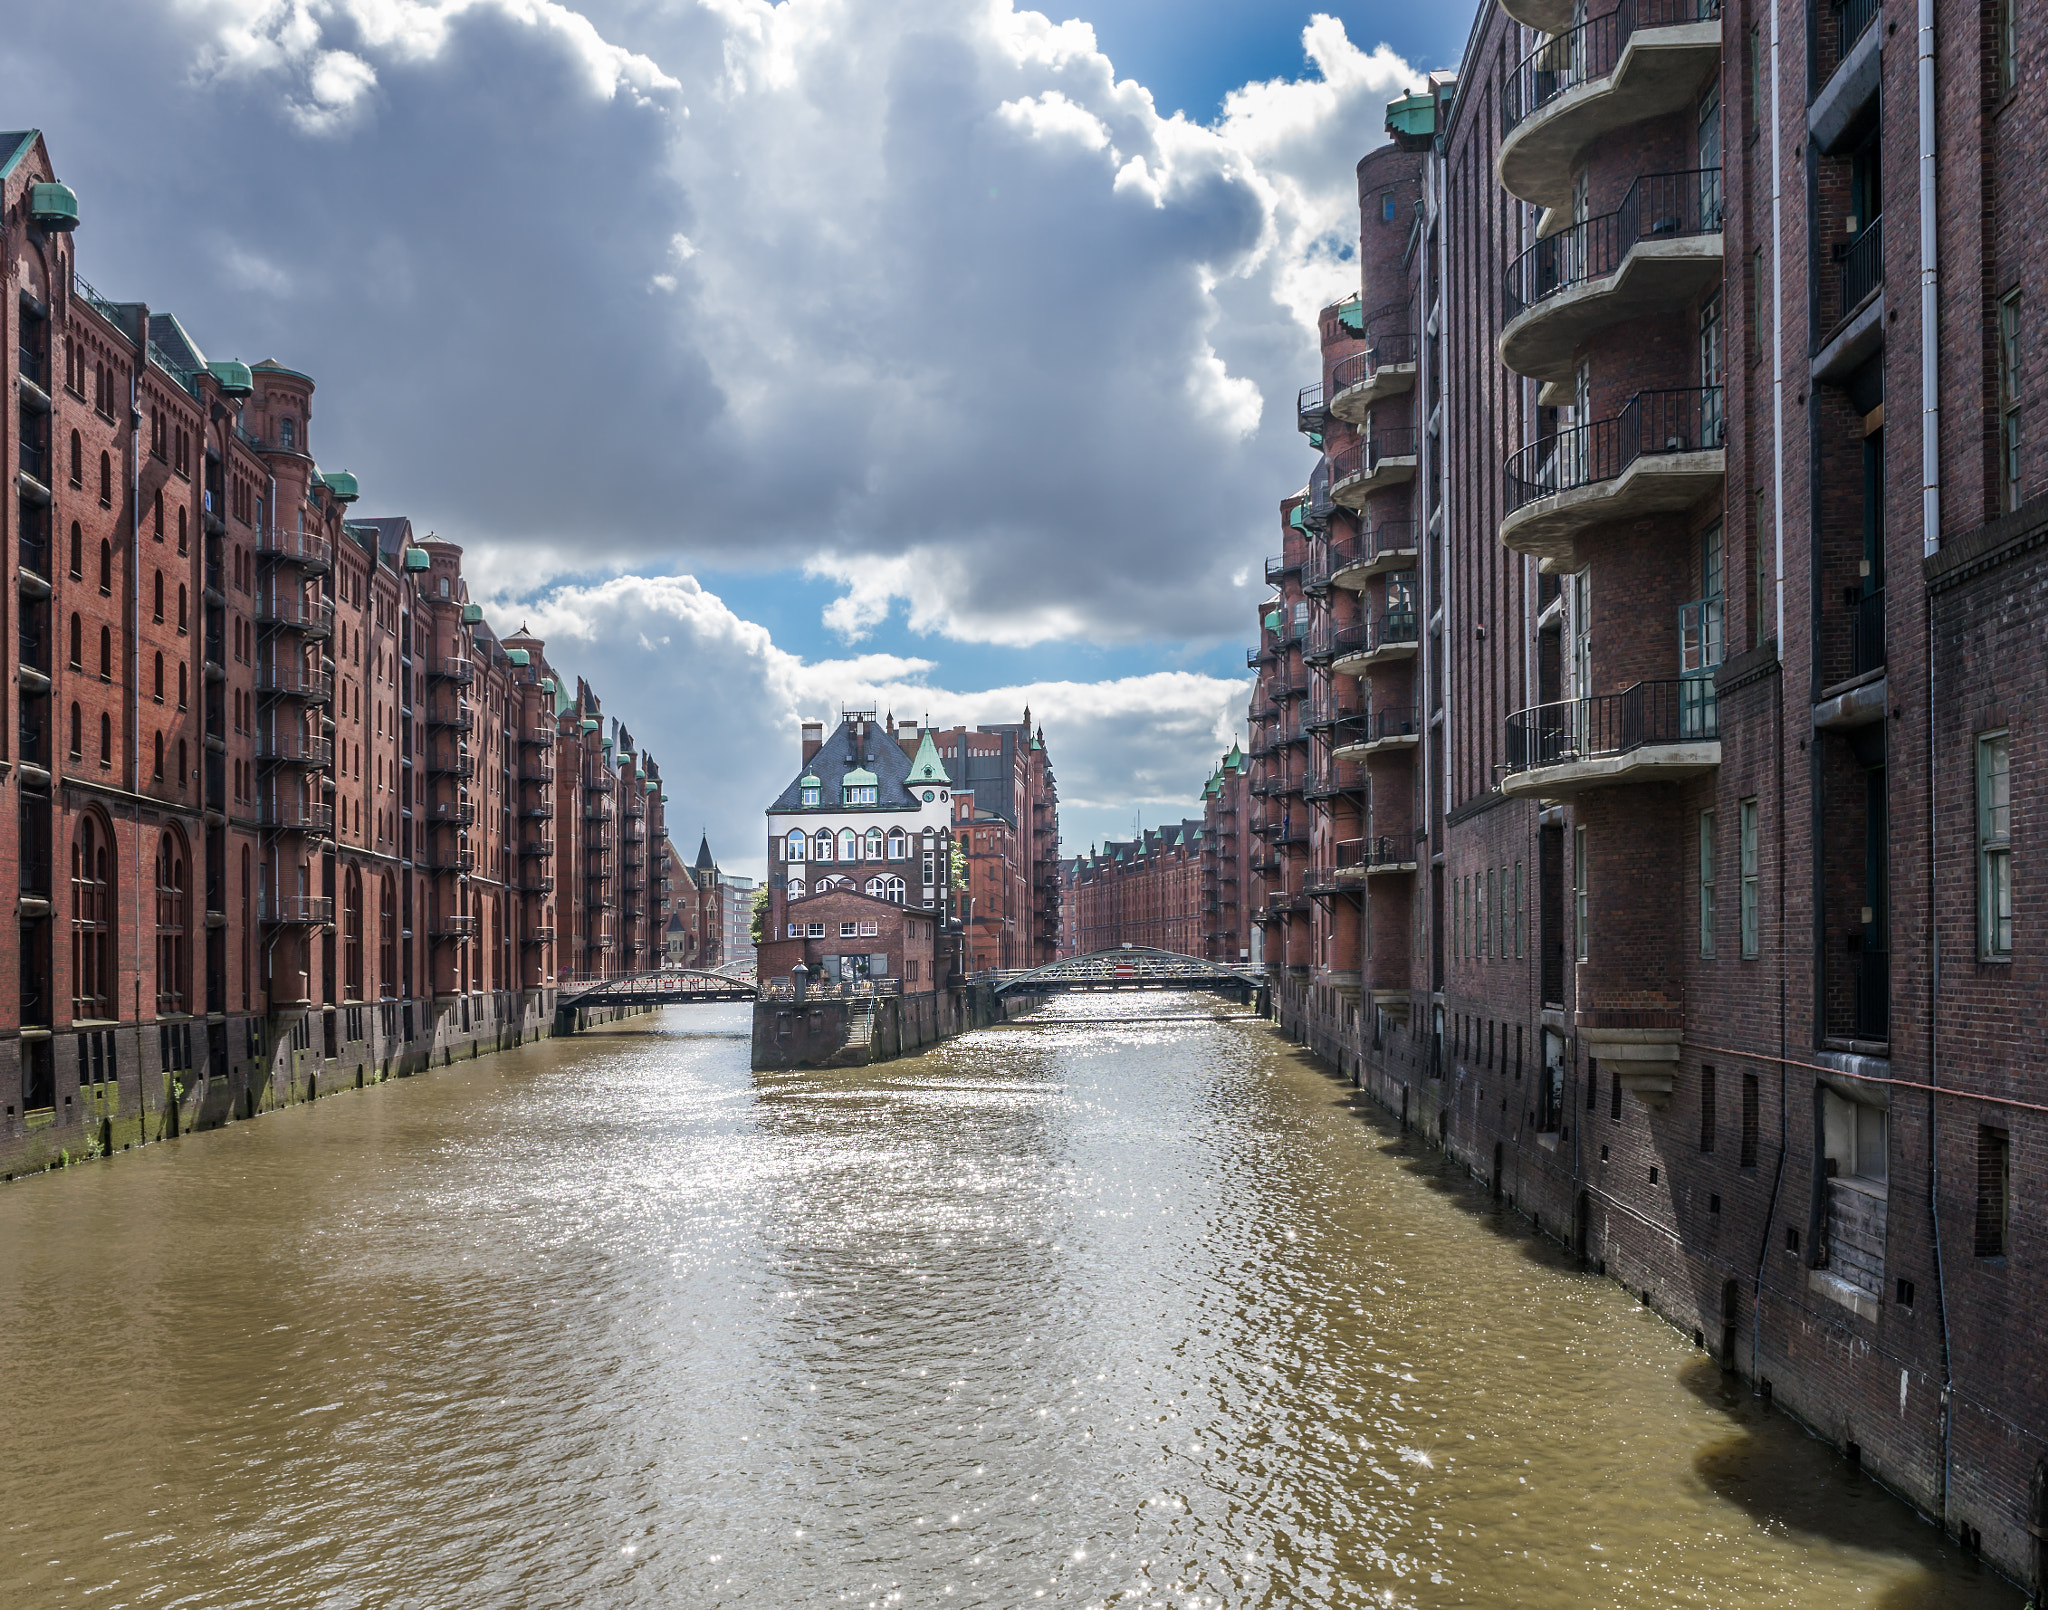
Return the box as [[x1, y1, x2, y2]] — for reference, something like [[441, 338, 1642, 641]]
[[801, 720, 824, 765]]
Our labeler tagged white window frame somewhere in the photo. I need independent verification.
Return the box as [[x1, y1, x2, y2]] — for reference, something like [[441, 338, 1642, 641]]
[[1979, 731, 2012, 959], [785, 829, 806, 862]]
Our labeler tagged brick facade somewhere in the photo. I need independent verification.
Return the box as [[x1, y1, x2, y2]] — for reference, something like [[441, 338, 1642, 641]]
[[2, 129, 674, 1171], [1248, 6, 2048, 1588]]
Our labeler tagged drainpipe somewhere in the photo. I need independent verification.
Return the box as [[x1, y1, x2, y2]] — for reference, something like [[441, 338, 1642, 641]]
[[1917, 0, 1941, 558], [1768, 0, 1787, 648]]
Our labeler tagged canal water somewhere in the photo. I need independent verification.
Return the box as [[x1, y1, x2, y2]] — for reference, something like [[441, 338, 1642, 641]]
[[0, 995, 2019, 1609]]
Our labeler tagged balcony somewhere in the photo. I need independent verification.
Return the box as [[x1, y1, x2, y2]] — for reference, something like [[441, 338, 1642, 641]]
[[1333, 707, 1420, 759], [1811, 0, 1882, 154], [1331, 610, 1420, 675], [519, 725, 557, 747], [1327, 331, 1418, 424], [1265, 553, 1301, 585], [431, 914, 478, 940], [260, 799, 334, 835], [1834, 215, 1883, 321], [1501, 387, 1724, 563], [521, 759, 555, 784], [584, 795, 616, 822], [427, 703, 475, 733], [1304, 761, 1365, 801], [257, 527, 332, 572], [1328, 521, 1420, 587], [1302, 692, 1361, 732], [432, 752, 477, 780], [254, 663, 332, 704], [1500, 170, 1724, 385], [522, 838, 555, 859], [522, 926, 555, 946], [1499, 0, 1725, 220], [1499, 0, 1575, 32], [1329, 429, 1418, 508], [257, 592, 334, 639], [261, 895, 333, 926], [429, 656, 474, 684], [427, 846, 477, 874], [428, 800, 477, 828], [256, 731, 332, 768], [1297, 382, 1328, 434], [1503, 677, 1719, 796], [1336, 835, 1419, 877]]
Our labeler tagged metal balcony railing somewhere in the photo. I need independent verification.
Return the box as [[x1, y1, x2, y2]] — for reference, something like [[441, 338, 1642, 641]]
[[1328, 427, 1420, 486], [1836, 0, 1879, 59], [257, 527, 333, 569], [1328, 610, 1419, 660], [256, 592, 334, 637], [19, 344, 46, 389], [1329, 330, 1418, 393], [522, 927, 555, 945], [1836, 214, 1883, 315], [431, 915, 477, 939], [1504, 169, 1724, 321], [428, 848, 477, 874], [1265, 553, 1301, 585], [1334, 706, 1419, 748], [1502, 0, 1724, 136], [428, 800, 477, 827], [427, 704, 474, 732], [1297, 381, 1327, 433], [522, 838, 555, 859], [261, 895, 333, 925], [261, 800, 334, 834], [1504, 387, 1724, 513], [256, 732, 332, 767], [1504, 677, 1719, 773], [1336, 835, 1414, 870], [432, 752, 477, 780], [18, 436, 49, 488], [519, 725, 557, 746], [429, 656, 474, 684]]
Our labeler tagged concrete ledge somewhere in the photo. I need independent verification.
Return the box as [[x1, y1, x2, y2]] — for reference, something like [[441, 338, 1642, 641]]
[[1499, 450, 1725, 563], [1813, 671, 1887, 731], [1812, 290, 1884, 384], [1808, 1266, 1880, 1323], [1500, 741, 1720, 797], [1809, 18, 1881, 155], [1500, 235, 1724, 384]]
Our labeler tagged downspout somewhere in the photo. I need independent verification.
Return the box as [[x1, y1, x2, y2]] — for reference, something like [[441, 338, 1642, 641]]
[[129, 344, 146, 1126], [1917, 0, 1941, 559], [1929, 579, 1953, 1529]]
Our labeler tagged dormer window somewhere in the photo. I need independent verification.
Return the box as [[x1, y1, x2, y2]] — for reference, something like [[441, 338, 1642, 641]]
[[801, 786, 820, 807], [799, 771, 821, 807], [844, 784, 876, 805]]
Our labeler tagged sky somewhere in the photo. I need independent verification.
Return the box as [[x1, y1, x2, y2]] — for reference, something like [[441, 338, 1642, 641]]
[[0, 0, 1473, 879]]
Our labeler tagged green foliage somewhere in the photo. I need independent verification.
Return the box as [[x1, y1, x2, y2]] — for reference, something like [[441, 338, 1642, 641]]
[[750, 884, 770, 944]]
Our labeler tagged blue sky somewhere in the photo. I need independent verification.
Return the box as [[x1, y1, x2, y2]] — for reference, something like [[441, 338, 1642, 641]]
[[0, 0, 1460, 872]]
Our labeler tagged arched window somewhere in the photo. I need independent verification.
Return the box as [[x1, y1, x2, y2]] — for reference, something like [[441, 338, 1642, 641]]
[[177, 662, 187, 708], [99, 625, 111, 678], [68, 612, 82, 667], [68, 702, 81, 758], [152, 651, 163, 702], [888, 828, 908, 860], [156, 830, 187, 1014], [68, 430, 81, 487], [785, 828, 807, 862], [865, 828, 885, 860], [177, 583, 187, 631], [152, 571, 163, 622], [883, 876, 906, 903], [68, 521, 81, 577], [865, 876, 889, 899], [98, 449, 111, 506], [344, 868, 364, 999], [839, 828, 858, 862], [99, 712, 111, 763], [153, 731, 164, 779], [71, 815, 113, 1019], [176, 507, 187, 555], [813, 829, 834, 862], [379, 874, 397, 996], [99, 539, 111, 595]]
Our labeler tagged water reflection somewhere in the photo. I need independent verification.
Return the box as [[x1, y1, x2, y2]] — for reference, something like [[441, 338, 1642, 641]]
[[0, 995, 2018, 1608]]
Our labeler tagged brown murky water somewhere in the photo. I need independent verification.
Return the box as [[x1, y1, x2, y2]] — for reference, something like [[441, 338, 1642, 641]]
[[0, 995, 2020, 1608]]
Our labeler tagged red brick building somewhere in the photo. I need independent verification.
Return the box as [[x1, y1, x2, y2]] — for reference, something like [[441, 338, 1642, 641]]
[[1252, 8, 2048, 1586], [2, 128, 672, 1170], [929, 715, 1061, 969]]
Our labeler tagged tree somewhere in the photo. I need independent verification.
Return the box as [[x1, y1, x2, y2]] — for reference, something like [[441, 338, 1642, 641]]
[[750, 884, 769, 944]]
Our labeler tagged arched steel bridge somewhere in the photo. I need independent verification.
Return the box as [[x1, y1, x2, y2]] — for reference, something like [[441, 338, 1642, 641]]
[[986, 947, 1265, 1001], [557, 966, 760, 1012]]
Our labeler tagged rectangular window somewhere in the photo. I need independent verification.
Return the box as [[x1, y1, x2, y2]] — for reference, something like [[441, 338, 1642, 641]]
[[1699, 1065, 1716, 1152], [1610, 1058, 1623, 1121], [1484, 869, 1494, 959], [1743, 26, 1760, 135], [840, 921, 858, 938], [787, 923, 801, 939], [1740, 799, 1760, 958], [1979, 732, 2012, 958], [806, 922, 825, 938], [1699, 810, 1717, 957], [1752, 486, 1770, 649], [1586, 1059, 1599, 1112], [2000, 290, 2022, 512], [1975, 1127, 2011, 1256], [1741, 1073, 1760, 1168], [1999, 0, 2018, 97], [1514, 861, 1524, 958], [1574, 826, 1589, 961]]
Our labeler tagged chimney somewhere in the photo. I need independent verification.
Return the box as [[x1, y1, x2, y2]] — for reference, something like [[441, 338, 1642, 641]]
[[897, 718, 920, 757], [801, 720, 824, 765]]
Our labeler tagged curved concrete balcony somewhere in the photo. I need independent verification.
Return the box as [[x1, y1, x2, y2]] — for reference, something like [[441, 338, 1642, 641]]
[[1501, 678, 1718, 797], [1500, 386, 1723, 564], [1329, 430, 1418, 509], [1498, 0, 1725, 220], [1329, 521, 1419, 588], [1331, 610, 1419, 676], [1500, 170, 1723, 384], [1327, 332, 1418, 425], [1333, 707, 1420, 761], [1501, 0, 1575, 29]]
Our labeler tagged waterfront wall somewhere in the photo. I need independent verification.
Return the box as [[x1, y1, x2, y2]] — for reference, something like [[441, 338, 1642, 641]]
[[1, 992, 655, 1178], [751, 986, 997, 1071]]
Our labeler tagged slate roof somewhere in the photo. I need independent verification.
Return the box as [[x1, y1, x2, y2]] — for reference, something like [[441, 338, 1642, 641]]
[[694, 834, 718, 872], [768, 718, 929, 812]]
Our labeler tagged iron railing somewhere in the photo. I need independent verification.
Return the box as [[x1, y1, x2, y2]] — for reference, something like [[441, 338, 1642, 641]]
[[429, 656, 474, 684], [1328, 610, 1420, 660], [1334, 706, 1420, 748], [427, 704, 475, 732], [1297, 382, 1327, 432], [1503, 0, 1724, 135], [256, 731, 332, 767], [261, 895, 334, 925], [1326, 521, 1419, 577], [257, 527, 332, 568], [256, 592, 335, 636], [1265, 553, 1301, 584], [1504, 169, 1723, 322], [261, 800, 334, 834], [1836, 214, 1883, 314], [18, 344, 46, 389], [1329, 427, 1419, 488], [18, 437, 50, 488], [1505, 677, 1719, 772], [1336, 836, 1413, 870], [1330, 331, 1418, 394], [1504, 387, 1724, 513]]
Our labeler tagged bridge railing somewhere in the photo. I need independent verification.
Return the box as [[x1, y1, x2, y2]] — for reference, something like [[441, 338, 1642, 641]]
[[759, 977, 903, 1001]]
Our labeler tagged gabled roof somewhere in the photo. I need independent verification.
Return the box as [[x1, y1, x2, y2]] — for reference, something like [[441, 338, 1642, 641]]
[[0, 132, 40, 182], [769, 717, 928, 813]]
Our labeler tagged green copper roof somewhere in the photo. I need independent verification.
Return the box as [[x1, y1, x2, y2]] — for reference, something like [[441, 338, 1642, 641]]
[[29, 181, 78, 232], [800, 772, 821, 789], [1262, 610, 1281, 632], [506, 648, 530, 666], [460, 602, 483, 624], [843, 766, 877, 787], [320, 469, 359, 502], [0, 133, 37, 182], [1336, 296, 1366, 336], [1386, 90, 1436, 139], [206, 360, 253, 396], [581, 717, 600, 733], [1225, 741, 1245, 769], [402, 547, 431, 572], [906, 731, 951, 787]]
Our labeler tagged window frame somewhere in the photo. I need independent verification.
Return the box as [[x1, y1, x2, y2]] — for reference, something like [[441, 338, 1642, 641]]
[[1978, 730, 2013, 960], [1999, 288, 2022, 512], [1740, 798, 1760, 958], [1699, 808, 1717, 957], [1573, 825, 1589, 962]]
